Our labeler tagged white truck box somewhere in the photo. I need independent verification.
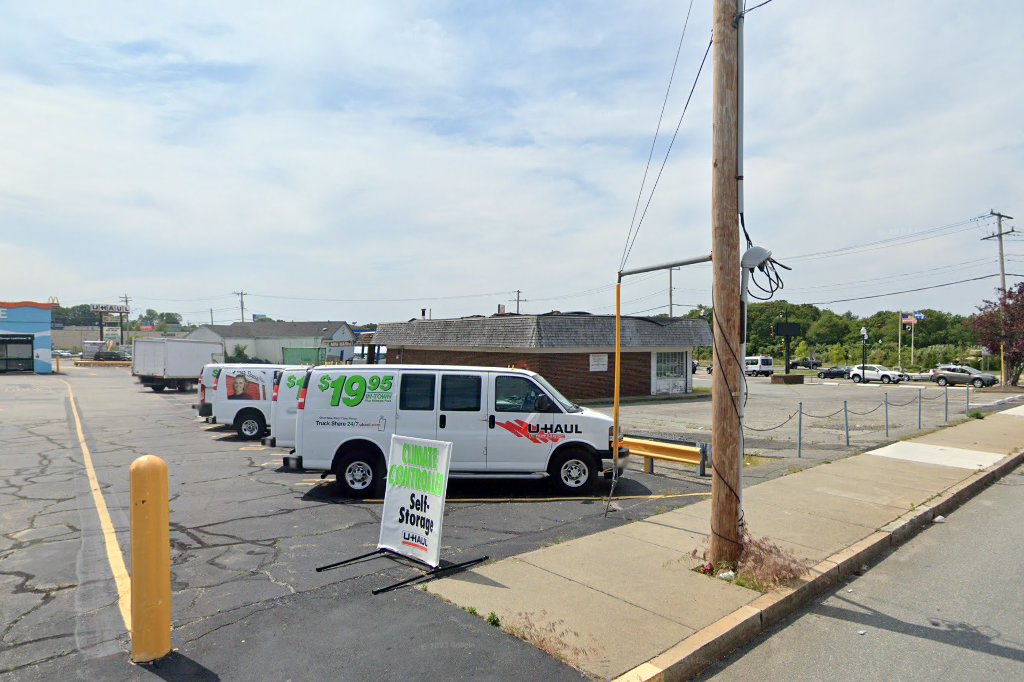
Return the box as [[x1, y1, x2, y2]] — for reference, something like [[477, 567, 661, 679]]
[[132, 338, 224, 392]]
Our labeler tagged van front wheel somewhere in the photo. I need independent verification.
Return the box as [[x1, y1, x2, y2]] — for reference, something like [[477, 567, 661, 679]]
[[548, 448, 598, 495], [334, 450, 385, 499]]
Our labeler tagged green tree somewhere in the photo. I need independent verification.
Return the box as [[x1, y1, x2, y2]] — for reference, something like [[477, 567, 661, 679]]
[[969, 284, 1024, 385], [806, 310, 851, 346], [53, 304, 99, 326]]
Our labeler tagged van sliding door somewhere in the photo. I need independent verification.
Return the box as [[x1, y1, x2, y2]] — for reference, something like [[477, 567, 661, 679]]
[[439, 373, 487, 472]]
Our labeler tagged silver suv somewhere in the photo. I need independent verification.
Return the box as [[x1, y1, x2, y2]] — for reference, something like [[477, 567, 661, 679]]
[[930, 365, 997, 388]]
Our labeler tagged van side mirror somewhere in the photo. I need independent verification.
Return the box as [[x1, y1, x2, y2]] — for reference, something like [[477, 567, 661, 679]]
[[535, 394, 553, 413]]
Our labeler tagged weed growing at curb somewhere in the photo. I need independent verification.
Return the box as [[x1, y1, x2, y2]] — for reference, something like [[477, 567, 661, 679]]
[[503, 611, 593, 666], [691, 529, 810, 593], [968, 410, 985, 420], [466, 606, 478, 616], [486, 612, 501, 627]]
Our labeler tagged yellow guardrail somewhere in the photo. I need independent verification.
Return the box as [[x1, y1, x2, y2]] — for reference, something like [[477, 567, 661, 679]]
[[621, 436, 703, 474]]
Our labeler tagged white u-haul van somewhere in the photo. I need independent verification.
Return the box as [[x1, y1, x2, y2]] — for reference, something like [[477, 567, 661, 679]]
[[293, 365, 627, 498], [262, 366, 310, 448], [192, 363, 223, 419], [208, 364, 288, 439]]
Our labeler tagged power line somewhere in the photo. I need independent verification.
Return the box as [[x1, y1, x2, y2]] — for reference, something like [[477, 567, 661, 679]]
[[620, 35, 713, 271], [784, 257, 997, 293], [247, 291, 510, 303], [799, 273, 1013, 305], [620, 0, 696, 271], [780, 215, 990, 262]]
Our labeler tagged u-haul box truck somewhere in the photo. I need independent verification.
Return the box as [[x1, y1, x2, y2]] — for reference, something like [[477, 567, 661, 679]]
[[132, 338, 223, 392], [262, 366, 311, 448], [293, 365, 627, 498], [208, 364, 287, 439]]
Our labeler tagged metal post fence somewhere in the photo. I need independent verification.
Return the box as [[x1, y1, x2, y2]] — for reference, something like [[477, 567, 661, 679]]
[[797, 402, 803, 458], [843, 400, 850, 447], [944, 386, 949, 423], [885, 393, 889, 438], [921, 385, 929, 428]]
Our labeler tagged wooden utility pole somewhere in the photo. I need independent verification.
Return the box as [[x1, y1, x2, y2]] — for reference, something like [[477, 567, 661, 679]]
[[233, 290, 247, 323], [983, 210, 1015, 385], [709, 0, 743, 565]]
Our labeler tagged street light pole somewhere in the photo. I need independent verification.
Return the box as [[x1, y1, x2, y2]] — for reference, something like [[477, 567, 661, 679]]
[[861, 326, 868, 380]]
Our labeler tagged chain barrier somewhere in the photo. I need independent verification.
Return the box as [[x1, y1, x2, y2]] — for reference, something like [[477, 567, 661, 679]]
[[743, 410, 799, 432], [801, 406, 846, 419], [847, 403, 884, 416]]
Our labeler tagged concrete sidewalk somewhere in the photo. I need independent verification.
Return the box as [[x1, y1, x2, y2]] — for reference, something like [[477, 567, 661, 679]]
[[428, 405, 1024, 680]]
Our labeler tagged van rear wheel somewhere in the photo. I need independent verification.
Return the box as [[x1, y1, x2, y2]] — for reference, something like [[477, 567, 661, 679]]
[[548, 448, 598, 495], [334, 450, 385, 499]]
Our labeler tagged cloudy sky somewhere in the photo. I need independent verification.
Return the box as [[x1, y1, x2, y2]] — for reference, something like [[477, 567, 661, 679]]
[[1, 1, 1021, 325]]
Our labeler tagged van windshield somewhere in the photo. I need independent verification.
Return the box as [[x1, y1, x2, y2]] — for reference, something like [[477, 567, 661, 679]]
[[533, 375, 582, 413]]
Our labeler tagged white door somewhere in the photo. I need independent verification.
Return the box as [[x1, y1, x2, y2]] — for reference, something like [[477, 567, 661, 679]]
[[394, 372, 438, 447], [486, 374, 555, 472], [438, 372, 488, 472]]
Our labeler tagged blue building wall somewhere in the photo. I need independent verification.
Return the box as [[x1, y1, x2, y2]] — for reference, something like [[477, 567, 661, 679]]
[[0, 302, 54, 374]]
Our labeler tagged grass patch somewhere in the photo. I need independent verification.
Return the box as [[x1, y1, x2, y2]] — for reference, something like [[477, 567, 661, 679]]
[[691, 530, 810, 593], [743, 454, 771, 467], [968, 410, 985, 420]]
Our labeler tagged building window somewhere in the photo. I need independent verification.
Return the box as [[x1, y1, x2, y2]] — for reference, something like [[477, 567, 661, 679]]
[[399, 374, 435, 410], [440, 375, 481, 412], [656, 352, 687, 378]]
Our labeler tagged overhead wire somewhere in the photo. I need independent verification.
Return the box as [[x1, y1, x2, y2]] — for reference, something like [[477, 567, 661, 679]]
[[619, 0, 696, 272], [779, 215, 990, 262], [798, 273, 1012, 306], [620, 34, 713, 271]]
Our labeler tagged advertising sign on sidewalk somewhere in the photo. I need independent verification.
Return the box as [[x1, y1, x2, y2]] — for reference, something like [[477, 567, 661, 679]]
[[377, 435, 452, 568]]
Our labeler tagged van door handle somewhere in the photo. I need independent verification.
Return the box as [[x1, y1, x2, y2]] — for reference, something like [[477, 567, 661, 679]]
[[439, 414, 446, 429], [488, 415, 495, 429]]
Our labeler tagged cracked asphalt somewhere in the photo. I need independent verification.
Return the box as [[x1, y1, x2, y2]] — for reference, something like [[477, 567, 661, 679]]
[[1, 366, 712, 681]]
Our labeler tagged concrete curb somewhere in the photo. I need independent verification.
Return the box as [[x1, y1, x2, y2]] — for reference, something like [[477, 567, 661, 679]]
[[613, 449, 1024, 682]]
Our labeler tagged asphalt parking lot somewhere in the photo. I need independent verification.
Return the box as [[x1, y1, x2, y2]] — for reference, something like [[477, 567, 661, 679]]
[[4, 366, 1019, 680], [1, 366, 714, 681]]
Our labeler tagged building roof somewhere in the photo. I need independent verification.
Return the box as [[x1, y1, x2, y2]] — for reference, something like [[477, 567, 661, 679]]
[[372, 314, 712, 349], [191, 321, 353, 340]]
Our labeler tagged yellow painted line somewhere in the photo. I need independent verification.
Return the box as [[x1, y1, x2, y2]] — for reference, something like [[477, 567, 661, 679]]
[[62, 380, 131, 631], [240, 446, 265, 451]]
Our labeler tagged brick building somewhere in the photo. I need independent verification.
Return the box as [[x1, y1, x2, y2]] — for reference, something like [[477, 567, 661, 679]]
[[371, 313, 712, 401]]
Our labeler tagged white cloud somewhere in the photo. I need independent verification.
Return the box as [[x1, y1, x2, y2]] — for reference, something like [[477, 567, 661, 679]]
[[0, 1, 1021, 325]]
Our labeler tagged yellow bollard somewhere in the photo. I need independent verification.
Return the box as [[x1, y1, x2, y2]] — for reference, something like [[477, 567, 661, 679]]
[[130, 455, 171, 663]]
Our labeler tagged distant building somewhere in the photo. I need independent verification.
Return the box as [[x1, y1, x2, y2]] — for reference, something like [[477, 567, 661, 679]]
[[0, 301, 54, 374], [186, 321, 356, 364], [372, 313, 712, 400]]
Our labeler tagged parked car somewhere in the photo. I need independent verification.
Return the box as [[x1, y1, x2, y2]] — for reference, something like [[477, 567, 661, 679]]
[[51, 349, 73, 358], [849, 364, 903, 384], [94, 350, 129, 362], [744, 356, 774, 377], [789, 357, 823, 370], [817, 366, 851, 379], [930, 365, 998, 388]]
